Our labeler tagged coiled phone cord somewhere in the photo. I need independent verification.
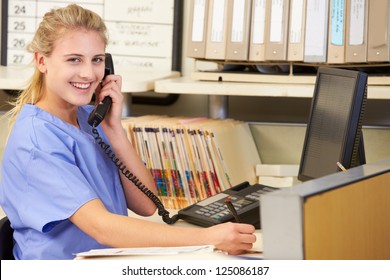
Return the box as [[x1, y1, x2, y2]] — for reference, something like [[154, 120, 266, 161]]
[[92, 127, 179, 225]]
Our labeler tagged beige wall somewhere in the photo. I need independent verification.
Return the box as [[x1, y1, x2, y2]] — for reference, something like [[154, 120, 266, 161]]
[[250, 124, 390, 165]]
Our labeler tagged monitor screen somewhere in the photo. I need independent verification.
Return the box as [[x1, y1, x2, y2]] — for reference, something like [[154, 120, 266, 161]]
[[298, 67, 367, 182]]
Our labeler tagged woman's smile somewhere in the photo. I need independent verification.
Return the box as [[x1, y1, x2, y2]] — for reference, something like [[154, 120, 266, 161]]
[[70, 82, 92, 90]]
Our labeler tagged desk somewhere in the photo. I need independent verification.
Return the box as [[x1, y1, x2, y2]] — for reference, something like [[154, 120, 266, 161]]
[[76, 209, 263, 260], [261, 158, 390, 260], [0, 66, 179, 116]]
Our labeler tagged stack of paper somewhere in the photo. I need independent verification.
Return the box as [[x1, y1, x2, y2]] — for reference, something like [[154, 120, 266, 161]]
[[75, 245, 215, 258], [256, 164, 299, 188]]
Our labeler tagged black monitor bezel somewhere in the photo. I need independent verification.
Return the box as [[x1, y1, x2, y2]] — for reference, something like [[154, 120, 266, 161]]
[[298, 67, 367, 182]]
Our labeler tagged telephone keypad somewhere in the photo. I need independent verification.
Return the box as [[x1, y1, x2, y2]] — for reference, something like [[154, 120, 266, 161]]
[[178, 183, 279, 229], [194, 187, 275, 221]]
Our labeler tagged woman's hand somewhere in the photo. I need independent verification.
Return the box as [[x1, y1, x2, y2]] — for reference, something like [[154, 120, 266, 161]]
[[95, 73, 123, 129], [206, 222, 257, 255]]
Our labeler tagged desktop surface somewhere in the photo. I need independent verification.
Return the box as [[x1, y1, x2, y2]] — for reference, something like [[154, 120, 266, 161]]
[[76, 208, 263, 260]]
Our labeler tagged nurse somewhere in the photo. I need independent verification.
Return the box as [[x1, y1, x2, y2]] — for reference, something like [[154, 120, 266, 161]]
[[0, 4, 256, 259]]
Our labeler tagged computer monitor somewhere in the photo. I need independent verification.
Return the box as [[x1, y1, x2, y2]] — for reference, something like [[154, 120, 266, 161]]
[[298, 67, 367, 182]]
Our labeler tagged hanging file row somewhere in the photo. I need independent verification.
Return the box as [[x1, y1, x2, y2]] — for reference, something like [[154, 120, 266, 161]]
[[187, 0, 387, 64], [122, 116, 261, 209]]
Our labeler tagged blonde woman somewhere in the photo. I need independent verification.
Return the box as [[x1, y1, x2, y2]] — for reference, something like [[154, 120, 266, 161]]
[[0, 4, 255, 259]]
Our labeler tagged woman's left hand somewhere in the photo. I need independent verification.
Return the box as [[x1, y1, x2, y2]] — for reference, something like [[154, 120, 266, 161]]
[[96, 74, 123, 129]]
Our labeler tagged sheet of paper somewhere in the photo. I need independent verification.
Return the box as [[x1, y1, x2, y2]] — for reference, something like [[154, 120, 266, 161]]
[[75, 245, 214, 258]]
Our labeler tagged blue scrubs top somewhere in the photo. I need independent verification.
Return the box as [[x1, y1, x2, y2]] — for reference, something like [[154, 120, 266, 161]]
[[0, 104, 128, 259]]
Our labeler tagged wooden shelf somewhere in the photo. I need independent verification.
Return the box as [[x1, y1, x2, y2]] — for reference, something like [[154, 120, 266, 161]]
[[191, 70, 390, 86], [0, 66, 180, 93], [155, 73, 390, 118], [0, 66, 180, 117], [155, 75, 390, 99], [0, 66, 34, 90], [155, 76, 314, 97]]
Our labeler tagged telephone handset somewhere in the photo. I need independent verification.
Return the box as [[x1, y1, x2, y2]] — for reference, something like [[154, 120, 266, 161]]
[[88, 54, 179, 225], [87, 53, 114, 127]]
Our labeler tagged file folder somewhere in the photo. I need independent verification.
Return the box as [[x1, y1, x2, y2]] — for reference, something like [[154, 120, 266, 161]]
[[327, 0, 346, 63], [187, 0, 209, 59], [205, 0, 229, 60], [345, 0, 368, 63], [122, 116, 261, 209], [225, 0, 252, 61], [304, 0, 330, 63], [367, 1, 390, 62], [264, 0, 290, 61], [287, 0, 307, 61], [248, 0, 267, 61]]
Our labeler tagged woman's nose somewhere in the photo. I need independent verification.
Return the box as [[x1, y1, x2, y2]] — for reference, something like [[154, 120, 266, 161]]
[[79, 63, 95, 79]]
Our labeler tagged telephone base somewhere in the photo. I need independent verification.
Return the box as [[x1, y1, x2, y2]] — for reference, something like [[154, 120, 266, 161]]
[[178, 182, 278, 229]]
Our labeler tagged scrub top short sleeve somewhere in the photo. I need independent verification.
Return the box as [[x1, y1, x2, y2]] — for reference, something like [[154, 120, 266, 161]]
[[0, 105, 128, 259]]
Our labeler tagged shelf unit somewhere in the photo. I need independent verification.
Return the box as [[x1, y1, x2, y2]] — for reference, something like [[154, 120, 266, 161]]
[[155, 72, 390, 118], [0, 65, 180, 116]]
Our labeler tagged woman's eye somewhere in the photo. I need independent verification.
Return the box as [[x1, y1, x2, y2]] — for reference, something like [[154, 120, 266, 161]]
[[93, 57, 104, 63], [68, 57, 81, 63]]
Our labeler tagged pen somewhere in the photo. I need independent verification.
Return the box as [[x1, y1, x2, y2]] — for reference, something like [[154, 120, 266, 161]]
[[337, 161, 347, 171], [225, 196, 241, 223]]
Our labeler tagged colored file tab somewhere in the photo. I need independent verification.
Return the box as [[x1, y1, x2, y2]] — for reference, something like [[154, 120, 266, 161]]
[[327, 0, 346, 63], [121, 116, 261, 210]]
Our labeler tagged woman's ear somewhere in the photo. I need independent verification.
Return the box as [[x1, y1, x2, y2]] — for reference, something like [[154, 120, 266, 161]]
[[35, 53, 47, 73]]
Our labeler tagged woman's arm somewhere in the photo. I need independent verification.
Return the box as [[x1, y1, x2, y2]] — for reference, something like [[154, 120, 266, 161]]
[[96, 73, 158, 216], [70, 199, 256, 255], [104, 123, 158, 216]]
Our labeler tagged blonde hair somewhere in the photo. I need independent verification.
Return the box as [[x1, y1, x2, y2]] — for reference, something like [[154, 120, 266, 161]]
[[6, 4, 108, 127]]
